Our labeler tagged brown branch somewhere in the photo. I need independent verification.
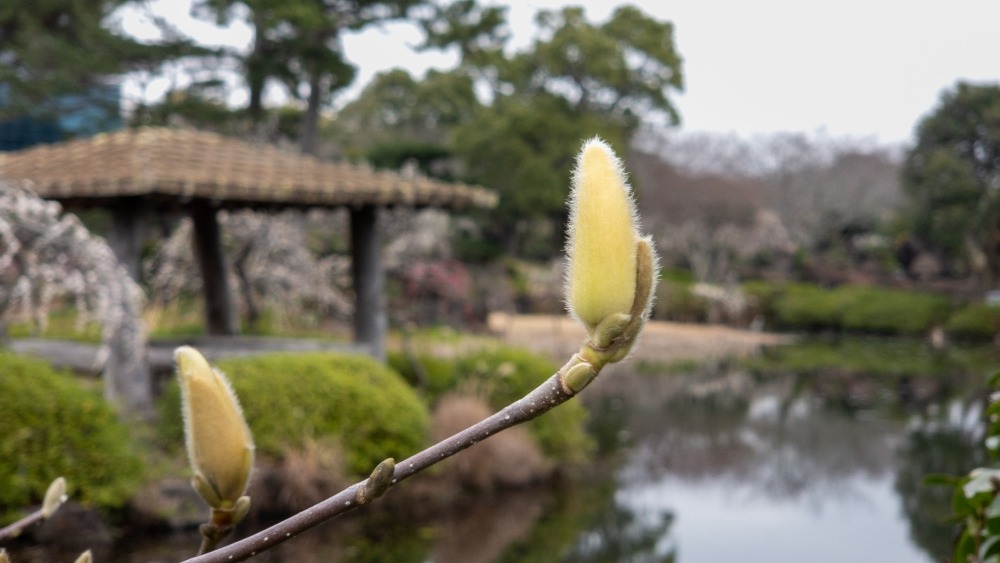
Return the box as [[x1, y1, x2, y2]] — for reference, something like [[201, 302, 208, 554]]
[[182, 370, 578, 563], [0, 508, 46, 541]]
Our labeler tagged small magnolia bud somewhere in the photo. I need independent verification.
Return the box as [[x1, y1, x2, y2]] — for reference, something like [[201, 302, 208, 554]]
[[562, 361, 597, 394], [176, 346, 255, 509], [1, 548, 11, 563], [565, 137, 641, 333], [73, 550, 93, 563], [41, 476, 67, 518], [358, 458, 396, 504]]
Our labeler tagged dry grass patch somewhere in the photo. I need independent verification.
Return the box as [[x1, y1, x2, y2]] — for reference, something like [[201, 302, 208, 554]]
[[431, 393, 552, 491]]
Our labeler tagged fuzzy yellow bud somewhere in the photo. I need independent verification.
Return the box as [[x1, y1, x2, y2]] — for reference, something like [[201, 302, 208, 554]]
[[565, 137, 642, 332], [176, 346, 254, 509], [73, 550, 93, 563]]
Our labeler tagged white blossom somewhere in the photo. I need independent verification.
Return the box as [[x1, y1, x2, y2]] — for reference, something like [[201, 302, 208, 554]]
[[0, 183, 150, 410]]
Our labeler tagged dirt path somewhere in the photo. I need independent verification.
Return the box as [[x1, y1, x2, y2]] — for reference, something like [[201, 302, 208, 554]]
[[487, 312, 793, 364]]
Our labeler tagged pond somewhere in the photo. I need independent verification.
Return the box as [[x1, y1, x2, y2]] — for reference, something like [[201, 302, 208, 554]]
[[12, 342, 995, 562], [592, 363, 988, 563]]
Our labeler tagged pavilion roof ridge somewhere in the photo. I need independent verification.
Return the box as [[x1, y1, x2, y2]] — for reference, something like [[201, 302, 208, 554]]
[[0, 126, 498, 211]]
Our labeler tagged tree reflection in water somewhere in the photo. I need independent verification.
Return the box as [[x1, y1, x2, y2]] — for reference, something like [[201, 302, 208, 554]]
[[895, 400, 985, 561], [581, 363, 987, 563], [494, 479, 676, 563]]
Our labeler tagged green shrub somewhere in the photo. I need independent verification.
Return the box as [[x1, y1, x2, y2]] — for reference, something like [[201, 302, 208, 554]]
[[838, 286, 950, 335], [946, 303, 1000, 341], [765, 282, 951, 336], [771, 283, 847, 331], [160, 353, 429, 478], [740, 280, 782, 322], [452, 347, 594, 463], [0, 352, 143, 523], [653, 279, 708, 323], [387, 350, 459, 398]]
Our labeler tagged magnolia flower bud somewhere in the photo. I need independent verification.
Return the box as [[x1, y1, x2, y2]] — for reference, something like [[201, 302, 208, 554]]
[[176, 346, 254, 510], [565, 137, 639, 331], [73, 550, 93, 563], [565, 137, 653, 339]]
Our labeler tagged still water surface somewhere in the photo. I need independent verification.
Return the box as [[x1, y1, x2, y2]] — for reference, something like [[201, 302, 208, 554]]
[[604, 366, 973, 563], [108, 357, 989, 562]]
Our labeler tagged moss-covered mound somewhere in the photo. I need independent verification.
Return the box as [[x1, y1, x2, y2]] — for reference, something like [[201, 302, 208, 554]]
[[391, 345, 594, 463], [0, 352, 143, 523], [160, 352, 429, 478]]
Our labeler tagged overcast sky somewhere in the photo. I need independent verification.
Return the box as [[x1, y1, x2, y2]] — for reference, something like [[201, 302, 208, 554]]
[[119, 0, 1000, 146]]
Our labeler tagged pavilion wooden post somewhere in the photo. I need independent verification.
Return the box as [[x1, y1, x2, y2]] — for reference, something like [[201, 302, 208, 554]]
[[350, 204, 386, 361], [190, 200, 239, 336], [107, 202, 145, 282], [104, 200, 153, 416]]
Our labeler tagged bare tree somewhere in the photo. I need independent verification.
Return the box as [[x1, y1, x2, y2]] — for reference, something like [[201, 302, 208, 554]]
[[145, 210, 352, 330], [0, 184, 151, 414], [632, 129, 903, 282]]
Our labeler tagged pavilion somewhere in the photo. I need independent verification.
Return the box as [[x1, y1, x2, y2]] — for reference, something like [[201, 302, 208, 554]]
[[0, 127, 496, 361]]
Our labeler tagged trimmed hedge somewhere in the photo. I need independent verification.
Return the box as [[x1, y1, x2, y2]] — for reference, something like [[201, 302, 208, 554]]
[[653, 279, 708, 323], [160, 353, 429, 478], [946, 303, 1000, 341], [838, 286, 950, 336], [744, 336, 1000, 379], [389, 350, 460, 399], [0, 352, 143, 522], [771, 283, 850, 331], [754, 282, 952, 336]]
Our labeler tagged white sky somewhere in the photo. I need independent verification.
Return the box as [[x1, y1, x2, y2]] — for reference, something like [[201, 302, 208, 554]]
[[117, 0, 1000, 146]]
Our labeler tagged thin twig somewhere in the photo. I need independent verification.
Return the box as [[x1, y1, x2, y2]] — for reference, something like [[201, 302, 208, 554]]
[[182, 369, 577, 563], [0, 477, 66, 542], [0, 508, 45, 541]]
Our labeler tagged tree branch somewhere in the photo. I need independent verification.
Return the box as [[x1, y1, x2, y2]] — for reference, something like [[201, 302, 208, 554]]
[[0, 508, 46, 541], [182, 369, 578, 563]]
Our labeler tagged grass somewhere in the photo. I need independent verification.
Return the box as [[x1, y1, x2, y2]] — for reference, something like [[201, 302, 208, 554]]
[[5, 298, 351, 342], [5, 305, 103, 342]]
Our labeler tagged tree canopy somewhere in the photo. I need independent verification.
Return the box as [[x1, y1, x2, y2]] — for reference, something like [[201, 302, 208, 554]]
[[5, 0, 684, 259], [192, 0, 425, 154], [902, 82, 1000, 280], [337, 3, 684, 258], [0, 0, 194, 122]]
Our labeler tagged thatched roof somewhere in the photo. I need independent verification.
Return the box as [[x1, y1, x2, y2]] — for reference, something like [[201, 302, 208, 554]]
[[0, 127, 497, 210]]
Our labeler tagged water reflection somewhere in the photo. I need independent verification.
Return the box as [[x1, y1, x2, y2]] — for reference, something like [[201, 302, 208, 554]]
[[582, 364, 987, 563], [895, 401, 986, 559], [492, 480, 676, 563]]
